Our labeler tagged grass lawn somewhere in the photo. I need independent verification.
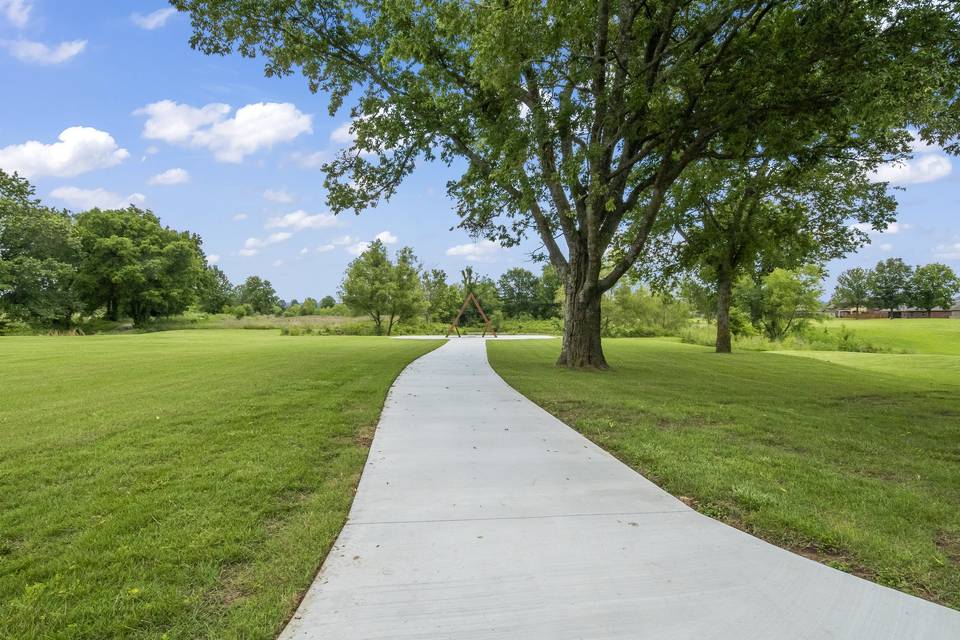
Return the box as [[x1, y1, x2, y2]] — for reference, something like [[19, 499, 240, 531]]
[[0, 331, 440, 639], [488, 338, 960, 609], [821, 318, 960, 355]]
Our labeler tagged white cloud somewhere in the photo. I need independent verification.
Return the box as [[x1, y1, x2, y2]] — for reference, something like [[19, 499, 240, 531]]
[[375, 230, 398, 244], [878, 243, 893, 252], [2, 39, 86, 64], [330, 121, 355, 144], [445, 239, 502, 262], [206, 254, 220, 265], [50, 186, 146, 211], [316, 244, 335, 253], [0, 0, 30, 28], [299, 247, 308, 255], [232, 212, 248, 221], [131, 8, 176, 30], [135, 100, 312, 162], [289, 150, 328, 169], [346, 241, 370, 256], [872, 154, 951, 185], [331, 235, 356, 246], [239, 232, 292, 256], [933, 243, 960, 260], [263, 188, 293, 203], [273, 259, 283, 267], [265, 209, 337, 231], [148, 167, 189, 186], [0, 127, 128, 178], [850, 221, 912, 236]]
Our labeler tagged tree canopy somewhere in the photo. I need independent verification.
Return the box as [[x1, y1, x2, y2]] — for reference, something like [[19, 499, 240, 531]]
[[174, 0, 960, 367]]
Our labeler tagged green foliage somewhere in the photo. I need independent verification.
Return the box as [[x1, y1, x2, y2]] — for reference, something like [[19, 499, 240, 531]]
[[735, 265, 825, 341], [73, 207, 205, 326], [196, 265, 236, 313], [867, 258, 913, 312], [236, 275, 279, 314], [601, 286, 691, 338], [319, 295, 336, 308], [831, 267, 871, 310], [340, 240, 424, 335], [420, 268, 460, 322], [909, 263, 959, 313]]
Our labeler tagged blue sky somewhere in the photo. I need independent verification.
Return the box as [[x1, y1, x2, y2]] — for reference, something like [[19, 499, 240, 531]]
[[1, 1, 957, 301]]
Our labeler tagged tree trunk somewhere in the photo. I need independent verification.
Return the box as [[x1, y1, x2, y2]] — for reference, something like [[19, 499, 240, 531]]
[[557, 268, 606, 369], [715, 272, 733, 354]]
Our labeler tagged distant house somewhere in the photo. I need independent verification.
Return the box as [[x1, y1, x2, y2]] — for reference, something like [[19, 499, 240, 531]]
[[829, 298, 960, 319]]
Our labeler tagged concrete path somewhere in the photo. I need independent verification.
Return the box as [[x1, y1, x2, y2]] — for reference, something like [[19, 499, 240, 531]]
[[280, 337, 960, 639]]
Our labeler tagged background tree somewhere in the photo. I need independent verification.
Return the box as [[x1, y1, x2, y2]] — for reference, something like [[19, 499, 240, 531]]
[[0, 171, 80, 328], [385, 247, 424, 334], [421, 268, 459, 322], [665, 157, 894, 353], [831, 268, 872, 312], [299, 297, 319, 315], [533, 265, 562, 319], [736, 265, 824, 341], [236, 275, 280, 315], [340, 239, 393, 334], [910, 263, 960, 314], [175, 0, 960, 368], [458, 267, 500, 326], [867, 258, 913, 314], [75, 207, 204, 326], [196, 265, 236, 313], [498, 267, 539, 318], [319, 295, 336, 309]]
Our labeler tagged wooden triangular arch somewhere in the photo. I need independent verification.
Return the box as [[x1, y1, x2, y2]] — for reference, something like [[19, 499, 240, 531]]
[[445, 292, 498, 338]]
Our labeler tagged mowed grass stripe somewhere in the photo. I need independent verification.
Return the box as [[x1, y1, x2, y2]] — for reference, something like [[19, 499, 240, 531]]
[[0, 331, 441, 639], [487, 338, 960, 610]]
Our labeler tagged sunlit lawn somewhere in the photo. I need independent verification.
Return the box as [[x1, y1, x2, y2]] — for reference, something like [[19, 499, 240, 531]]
[[0, 331, 440, 639], [488, 338, 960, 610], [822, 317, 960, 355]]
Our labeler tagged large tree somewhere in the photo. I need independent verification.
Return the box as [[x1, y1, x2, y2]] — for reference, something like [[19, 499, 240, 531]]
[[237, 275, 280, 314], [867, 258, 913, 314], [197, 265, 236, 313], [831, 267, 872, 312], [665, 157, 893, 352], [340, 240, 423, 334], [175, 0, 960, 367], [75, 207, 205, 325], [910, 263, 959, 314]]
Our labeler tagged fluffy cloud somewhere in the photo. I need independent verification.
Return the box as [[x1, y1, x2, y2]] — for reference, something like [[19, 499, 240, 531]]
[[148, 167, 189, 186], [933, 243, 960, 261], [239, 232, 292, 256], [375, 230, 398, 244], [136, 100, 312, 162], [2, 39, 86, 64], [343, 231, 398, 256], [131, 8, 176, 30], [232, 212, 248, 221], [0, 0, 31, 27], [851, 221, 912, 236], [346, 241, 370, 256], [316, 244, 335, 253], [331, 235, 356, 246], [50, 186, 145, 211], [445, 239, 502, 262], [872, 154, 951, 185], [265, 210, 337, 231], [206, 254, 220, 265], [0, 127, 128, 178], [330, 121, 355, 144], [263, 188, 293, 203]]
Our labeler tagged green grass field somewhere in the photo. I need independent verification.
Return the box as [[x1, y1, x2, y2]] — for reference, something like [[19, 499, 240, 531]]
[[0, 331, 440, 640], [488, 338, 960, 609], [822, 318, 960, 355]]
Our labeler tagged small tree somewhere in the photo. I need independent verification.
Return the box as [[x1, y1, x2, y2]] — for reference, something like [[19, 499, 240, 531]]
[[300, 297, 319, 315], [498, 267, 539, 318], [737, 265, 824, 341], [421, 268, 459, 322], [319, 295, 336, 309], [867, 258, 912, 314], [197, 265, 236, 313], [340, 240, 423, 335], [831, 268, 872, 312], [236, 275, 279, 314], [910, 263, 960, 314]]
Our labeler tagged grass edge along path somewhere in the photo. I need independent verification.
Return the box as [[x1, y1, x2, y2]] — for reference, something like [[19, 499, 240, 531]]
[[0, 331, 442, 640], [487, 338, 960, 611]]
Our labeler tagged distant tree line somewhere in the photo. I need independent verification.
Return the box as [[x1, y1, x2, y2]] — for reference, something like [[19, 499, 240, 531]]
[[831, 259, 960, 314]]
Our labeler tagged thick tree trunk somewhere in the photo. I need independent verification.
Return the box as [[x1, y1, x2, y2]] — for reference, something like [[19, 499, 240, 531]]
[[715, 273, 733, 354], [557, 270, 607, 369]]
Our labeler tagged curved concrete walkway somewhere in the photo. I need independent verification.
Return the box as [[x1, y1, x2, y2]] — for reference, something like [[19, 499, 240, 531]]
[[280, 338, 960, 639]]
